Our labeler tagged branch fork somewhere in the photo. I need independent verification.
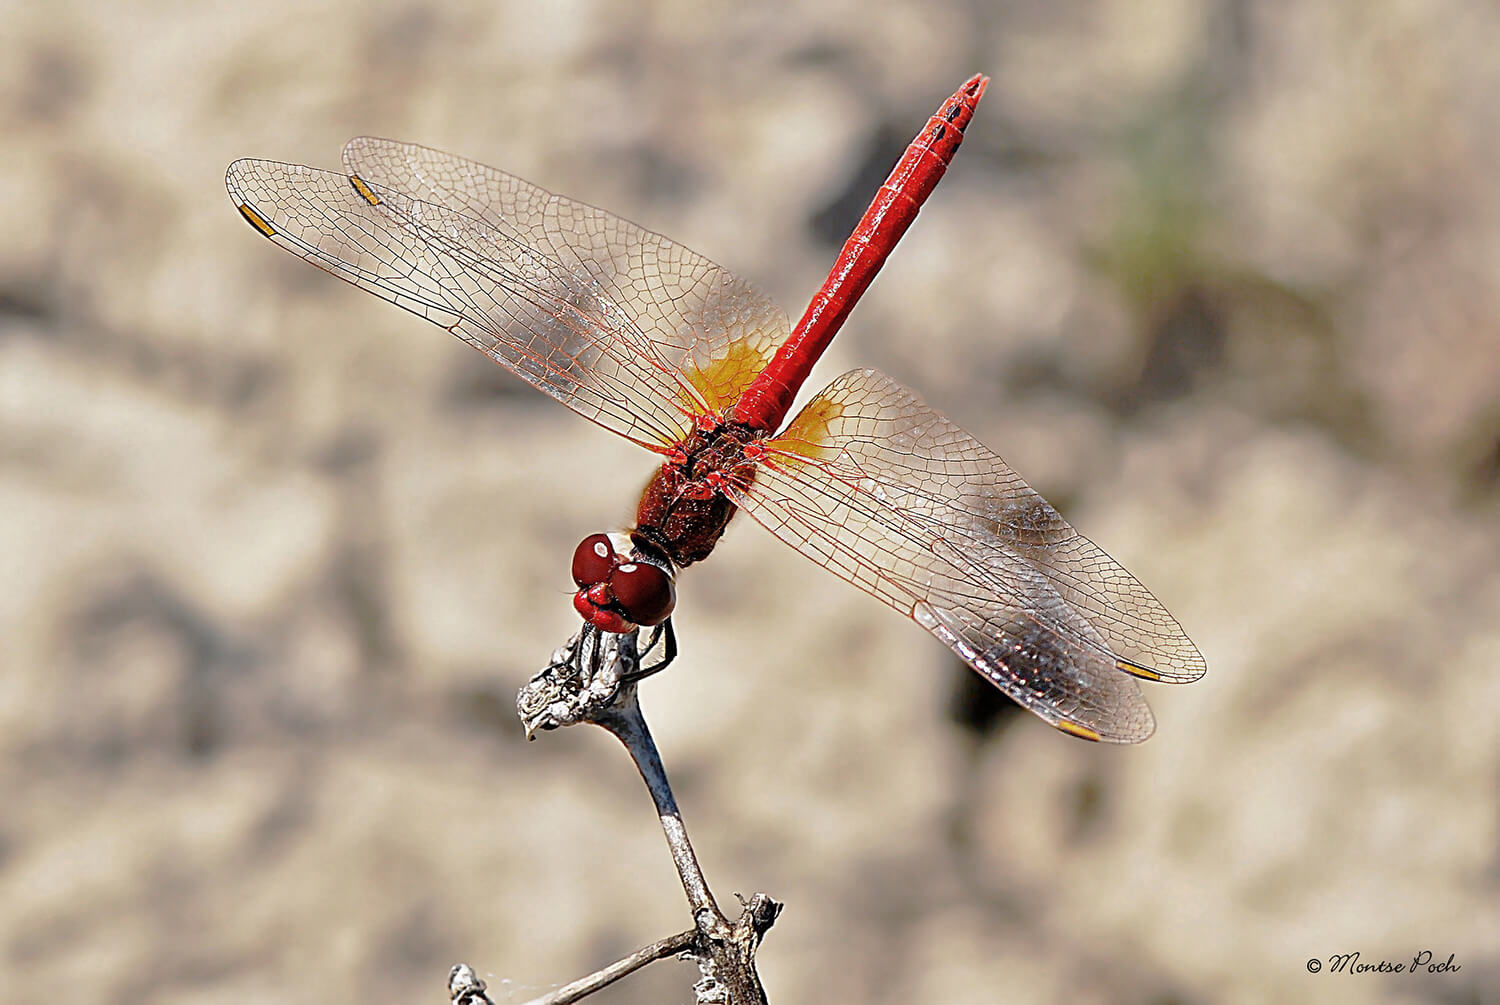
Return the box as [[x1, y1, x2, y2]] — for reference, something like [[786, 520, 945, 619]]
[[450, 625, 780, 1004]]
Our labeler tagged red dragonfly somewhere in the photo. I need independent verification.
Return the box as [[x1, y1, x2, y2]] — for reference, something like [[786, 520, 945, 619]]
[[226, 75, 1205, 742]]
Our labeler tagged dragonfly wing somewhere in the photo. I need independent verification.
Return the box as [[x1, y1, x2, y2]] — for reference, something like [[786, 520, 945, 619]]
[[342, 137, 791, 421], [226, 153, 789, 449], [729, 368, 1206, 743]]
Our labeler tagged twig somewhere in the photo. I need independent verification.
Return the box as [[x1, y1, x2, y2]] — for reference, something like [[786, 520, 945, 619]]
[[499, 625, 781, 1003], [594, 687, 720, 925], [449, 928, 696, 1005], [595, 686, 778, 1004], [522, 929, 697, 1005], [448, 964, 493, 1005]]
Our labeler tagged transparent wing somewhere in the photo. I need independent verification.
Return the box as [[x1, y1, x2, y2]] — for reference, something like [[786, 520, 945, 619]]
[[226, 146, 790, 449], [730, 368, 1206, 743], [342, 138, 792, 423]]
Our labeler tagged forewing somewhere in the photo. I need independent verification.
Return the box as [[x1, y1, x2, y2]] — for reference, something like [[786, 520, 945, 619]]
[[342, 137, 791, 420], [730, 368, 1205, 743], [226, 151, 789, 449]]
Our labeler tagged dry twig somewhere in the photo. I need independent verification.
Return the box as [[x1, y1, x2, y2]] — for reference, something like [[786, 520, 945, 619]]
[[446, 625, 781, 1003]]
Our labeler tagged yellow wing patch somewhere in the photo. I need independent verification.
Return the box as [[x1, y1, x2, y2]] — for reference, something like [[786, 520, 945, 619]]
[[1052, 720, 1103, 742], [763, 393, 844, 468], [349, 174, 381, 205], [237, 203, 276, 237], [680, 339, 773, 416], [1116, 658, 1163, 682]]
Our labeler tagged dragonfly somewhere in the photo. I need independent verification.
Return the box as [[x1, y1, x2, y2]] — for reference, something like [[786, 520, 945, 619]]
[[225, 74, 1206, 743]]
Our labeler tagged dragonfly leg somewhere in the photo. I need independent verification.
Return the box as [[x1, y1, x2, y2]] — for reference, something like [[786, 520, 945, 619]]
[[622, 619, 677, 682]]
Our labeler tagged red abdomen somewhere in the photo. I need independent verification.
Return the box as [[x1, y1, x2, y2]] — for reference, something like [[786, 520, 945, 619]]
[[730, 73, 989, 432]]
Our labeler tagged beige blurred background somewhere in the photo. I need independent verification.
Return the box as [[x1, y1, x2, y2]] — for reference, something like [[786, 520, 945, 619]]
[[3, 1, 1498, 1002]]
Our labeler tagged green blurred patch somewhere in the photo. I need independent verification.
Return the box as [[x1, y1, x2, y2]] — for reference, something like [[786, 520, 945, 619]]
[[1092, 84, 1379, 458]]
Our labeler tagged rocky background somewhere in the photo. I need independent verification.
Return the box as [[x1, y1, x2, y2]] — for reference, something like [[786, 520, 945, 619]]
[[3, 1, 1497, 1002]]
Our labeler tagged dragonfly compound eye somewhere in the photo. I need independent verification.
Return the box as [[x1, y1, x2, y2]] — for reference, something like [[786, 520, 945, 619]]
[[609, 561, 676, 626], [571, 533, 618, 587]]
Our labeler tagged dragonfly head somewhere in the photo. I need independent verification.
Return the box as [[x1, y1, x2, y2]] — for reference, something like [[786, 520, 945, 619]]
[[570, 533, 676, 632]]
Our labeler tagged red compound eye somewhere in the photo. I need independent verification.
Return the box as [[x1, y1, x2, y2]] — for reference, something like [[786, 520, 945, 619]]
[[609, 561, 676, 626], [571, 533, 618, 587]]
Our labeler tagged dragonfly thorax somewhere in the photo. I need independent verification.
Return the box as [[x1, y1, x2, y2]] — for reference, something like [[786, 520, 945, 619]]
[[632, 421, 763, 569]]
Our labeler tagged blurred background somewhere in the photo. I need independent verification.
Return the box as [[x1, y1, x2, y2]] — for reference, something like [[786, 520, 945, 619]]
[[3, 1, 1498, 1002]]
